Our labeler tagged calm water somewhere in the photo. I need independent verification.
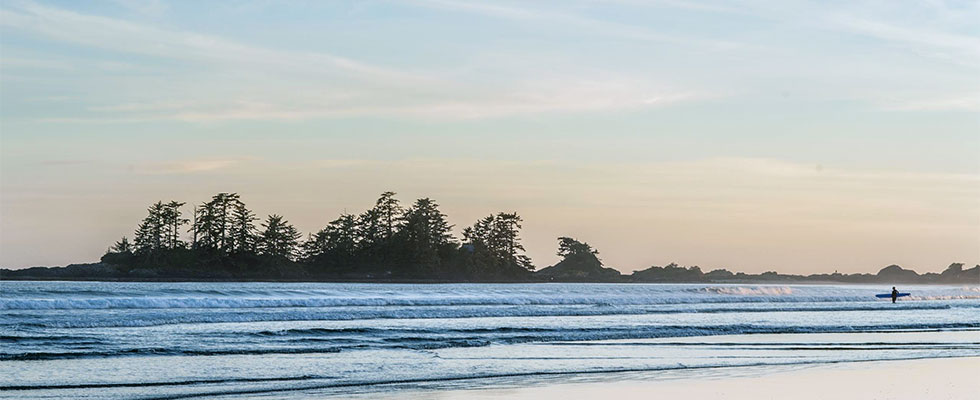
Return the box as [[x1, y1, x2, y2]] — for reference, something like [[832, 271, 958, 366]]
[[2, 281, 979, 399]]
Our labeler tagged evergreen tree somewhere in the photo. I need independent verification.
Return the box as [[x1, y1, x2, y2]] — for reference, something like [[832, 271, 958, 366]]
[[462, 212, 534, 273], [258, 214, 302, 260], [229, 200, 258, 253], [355, 192, 404, 268], [556, 236, 599, 259], [192, 192, 241, 252], [191, 202, 215, 249], [492, 212, 534, 271], [400, 198, 455, 271], [192, 200, 217, 250], [132, 200, 187, 258], [110, 236, 132, 253], [215, 193, 238, 250], [374, 191, 404, 240], [301, 231, 327, 261], [462, 215, 495, 248], [325, 213, 360, 257], [357, 208, 384, 250], [161, 201, 188, 250], [134, 201, 166, 253], [304, 214, 359, 269]]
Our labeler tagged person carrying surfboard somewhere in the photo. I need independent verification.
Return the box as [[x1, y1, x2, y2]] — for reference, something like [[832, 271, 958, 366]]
[[891, 287, 899, 303]]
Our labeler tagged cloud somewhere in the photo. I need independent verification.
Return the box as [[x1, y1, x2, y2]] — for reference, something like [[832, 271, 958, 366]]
[[108, 0, 169, 16], [879, 93, 980, 112], [38, 159, 95, 166], [2, 1, 715, 123], [0, 56, 77, 71], [0, 1, 425, 84], [133, 158, 251, 174], [6, 0, 972, 124], [298, 156, 979, 188], [830, 15, 980, 67], [50, 79, 713, 122], [308, 159, 380, 169], [410, 0, 745, 49]]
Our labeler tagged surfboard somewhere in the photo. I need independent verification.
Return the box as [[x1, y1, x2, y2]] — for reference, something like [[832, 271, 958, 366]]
[[876, 293, 910, 298]]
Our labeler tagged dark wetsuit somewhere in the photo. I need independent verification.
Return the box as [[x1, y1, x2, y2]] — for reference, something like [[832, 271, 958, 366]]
[[891, 288, 899, 303]]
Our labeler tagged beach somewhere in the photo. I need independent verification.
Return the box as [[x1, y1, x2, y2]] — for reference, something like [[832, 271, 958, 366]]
[[2, 281, 978, 399], [351, 357, 980, 400]]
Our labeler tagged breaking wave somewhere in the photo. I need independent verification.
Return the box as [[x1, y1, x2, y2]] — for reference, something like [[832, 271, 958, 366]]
[[697, 286, 794, 296], [6, 284, 977, 311], [6, 322, 979, 361]]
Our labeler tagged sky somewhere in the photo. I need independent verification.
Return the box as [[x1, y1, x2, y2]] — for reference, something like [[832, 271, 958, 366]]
[[1, 0, 978, 273]]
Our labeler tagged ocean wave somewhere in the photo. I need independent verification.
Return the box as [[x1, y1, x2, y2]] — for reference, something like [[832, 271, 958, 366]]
[[696, 286, 794, 296], [5, 302, 971, 329], [907, 295, 980, 301], [0, 346, 343, 361], [5, 283, 979, 311], [0, 375, 328, 391], [0, 294, 909, 310], [7, 323, 977, 361]]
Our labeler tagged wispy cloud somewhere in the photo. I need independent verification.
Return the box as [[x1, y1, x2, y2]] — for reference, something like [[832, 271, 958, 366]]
[[661, 157, 980, 184], [133, 158, 251, 174], [830, 15, 980, 67], [49, 79, 713, 122], [38, 159, 95, 166], [0, 56, 76, 71], [2, 1, 715, 122], [108, 0, 169, 16], [3, 0, 975, 124], [879, 93, 980, 112], [410, 0, 745, 49], [0, 1, 426, 84]]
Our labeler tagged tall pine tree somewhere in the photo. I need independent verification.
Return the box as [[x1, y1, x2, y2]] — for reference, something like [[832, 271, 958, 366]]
[[400, 198, 455, 273], [258, 214, 302, 260]]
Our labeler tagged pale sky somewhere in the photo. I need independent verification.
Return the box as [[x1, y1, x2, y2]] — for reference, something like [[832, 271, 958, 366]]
[[1, 0, 978, 273]]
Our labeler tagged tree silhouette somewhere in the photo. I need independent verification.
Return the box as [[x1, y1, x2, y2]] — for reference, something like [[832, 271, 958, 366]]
[[110, 236, 132, 253], [304, 213, 360, 272], [192, 193, 231, 251], [134, 201, 166, 253], [229, 200, 258, 254], [374, 191, 404, 241], [399, 198, 456, 274], [463, 212, 534, 274], [162, 201, 188, 250], [557, 236, 599, 259], [106, 191, 544, 280], [258, 214, 302, 260]]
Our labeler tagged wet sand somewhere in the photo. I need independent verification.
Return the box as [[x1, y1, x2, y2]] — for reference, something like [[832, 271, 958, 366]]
[[354, 356, 980, 400]]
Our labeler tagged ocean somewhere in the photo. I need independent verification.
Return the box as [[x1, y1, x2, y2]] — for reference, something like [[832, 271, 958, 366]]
[[2, 281, 979, 399]]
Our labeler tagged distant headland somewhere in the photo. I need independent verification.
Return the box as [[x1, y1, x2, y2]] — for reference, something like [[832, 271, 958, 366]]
[[2, 192, 977, 284]]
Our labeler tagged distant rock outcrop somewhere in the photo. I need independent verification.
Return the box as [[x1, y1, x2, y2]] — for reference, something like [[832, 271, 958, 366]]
[[937, 263, 979, 283], [535, 237, 622, 282], [876, 265, 920, 282], [535, 252, 621, 282], [1, 263, 118, 279], [631, 263, 703, 282], [703, 269, 735, 280]]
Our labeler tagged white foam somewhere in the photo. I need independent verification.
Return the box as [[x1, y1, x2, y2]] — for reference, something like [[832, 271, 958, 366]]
[[701, 286, 794, 296]]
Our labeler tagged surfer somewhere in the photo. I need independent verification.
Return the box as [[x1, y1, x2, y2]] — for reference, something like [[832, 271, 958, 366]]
[[891, 287, 899, 303]]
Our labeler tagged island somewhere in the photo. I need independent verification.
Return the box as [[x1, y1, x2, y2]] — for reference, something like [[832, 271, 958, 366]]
[[2, 192, 977, 284]]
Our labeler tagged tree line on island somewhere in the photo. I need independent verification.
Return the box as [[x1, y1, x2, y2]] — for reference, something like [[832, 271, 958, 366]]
[[100, 192, 540, 281], [2, 191, 977, 283]]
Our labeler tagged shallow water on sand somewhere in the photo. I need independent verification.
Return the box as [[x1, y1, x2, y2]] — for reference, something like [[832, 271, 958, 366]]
[[2, 282, 978, 399]]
